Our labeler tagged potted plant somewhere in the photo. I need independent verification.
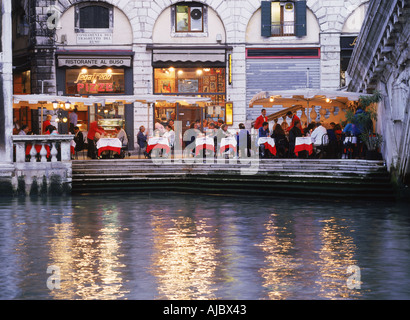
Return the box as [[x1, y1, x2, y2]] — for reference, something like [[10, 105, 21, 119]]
[[344, 91, 383, 160]]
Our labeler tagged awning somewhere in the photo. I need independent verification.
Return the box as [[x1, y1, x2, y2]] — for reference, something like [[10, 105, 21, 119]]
[[13, 94, 211, 108], [95, 94, 211, 106], [13, 94, 102, 109], [249, 89, 373, 125], [151, 46, 227, 67], [249, 89, 371, 109]]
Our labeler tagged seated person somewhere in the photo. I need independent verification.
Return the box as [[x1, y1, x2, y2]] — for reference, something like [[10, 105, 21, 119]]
[[311, 122, 328, 146], [258, 121, 270, 158], [271, 123, 288, 158], [115, 126, 128, 147], [288, 120, 303, 158]]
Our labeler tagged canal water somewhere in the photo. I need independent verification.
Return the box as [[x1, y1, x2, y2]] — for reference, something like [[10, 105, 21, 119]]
[[0, 193, 409, 300]]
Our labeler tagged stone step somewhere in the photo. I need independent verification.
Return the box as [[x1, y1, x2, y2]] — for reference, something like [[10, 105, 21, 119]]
[[71, 159, 395, 200], [72, 181, 396, 201]]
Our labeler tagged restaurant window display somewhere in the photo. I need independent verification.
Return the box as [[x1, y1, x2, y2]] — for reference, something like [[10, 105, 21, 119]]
[[153, 67, 227, 127], [65, 68, 125, 95]]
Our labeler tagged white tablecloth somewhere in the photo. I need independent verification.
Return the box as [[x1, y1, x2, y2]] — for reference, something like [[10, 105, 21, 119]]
[[220, 136, 237, 152], [344, 137, 357, 144], [97, 138, 122, 150]]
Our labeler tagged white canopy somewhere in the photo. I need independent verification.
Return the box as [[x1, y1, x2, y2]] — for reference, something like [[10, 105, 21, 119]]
[[249, 89, 371, 109], [13, 94, 211, 107]]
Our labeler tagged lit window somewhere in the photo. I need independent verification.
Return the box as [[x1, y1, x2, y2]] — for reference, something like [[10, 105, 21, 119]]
[[175, 3, 204, 32], [271, 2, 295, 36], [261, 1, 307, 37]]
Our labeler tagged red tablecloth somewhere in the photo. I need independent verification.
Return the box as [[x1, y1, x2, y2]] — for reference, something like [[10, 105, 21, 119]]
[[97, 138, 122, 156], [71, 140, 76, 155], [258, 137, 277, 156], [195, 137, 215, 156], [219, 136, 237, 154], [26, 144, 50, 158], [294, 137, 313, 156], [147, 137, 171, 154]]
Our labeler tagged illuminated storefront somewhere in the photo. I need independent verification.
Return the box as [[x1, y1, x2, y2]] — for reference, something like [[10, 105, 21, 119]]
[[56, 53, 134, 148], [150, 45, 232, 131]]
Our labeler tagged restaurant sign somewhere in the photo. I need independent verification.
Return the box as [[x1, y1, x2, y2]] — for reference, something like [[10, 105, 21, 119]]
[[58, 56, 132, 68], [74, 71, 114, 93]]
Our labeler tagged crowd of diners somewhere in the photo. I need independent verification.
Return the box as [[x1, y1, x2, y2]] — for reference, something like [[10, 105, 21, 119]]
[[134, 109, 365, 159]]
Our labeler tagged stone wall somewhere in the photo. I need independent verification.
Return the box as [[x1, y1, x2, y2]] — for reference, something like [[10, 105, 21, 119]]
[[347, 0, 410, 184]]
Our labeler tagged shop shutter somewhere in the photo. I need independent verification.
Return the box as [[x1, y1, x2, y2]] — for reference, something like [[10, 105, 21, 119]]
[[295, 0, 307, 37], [261, 1, 272, 37]]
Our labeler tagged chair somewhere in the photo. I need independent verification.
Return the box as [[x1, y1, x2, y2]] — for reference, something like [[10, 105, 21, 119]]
[[315, 134, 329, 158]]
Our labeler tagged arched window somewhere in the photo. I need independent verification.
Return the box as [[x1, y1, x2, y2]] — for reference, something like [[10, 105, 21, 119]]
[[79, 5, 110, 29], [75, 3, 113, 31]]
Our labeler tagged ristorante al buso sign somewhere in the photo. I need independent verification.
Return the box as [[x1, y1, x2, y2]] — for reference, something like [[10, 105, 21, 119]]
[[58, 56, 132, 68]]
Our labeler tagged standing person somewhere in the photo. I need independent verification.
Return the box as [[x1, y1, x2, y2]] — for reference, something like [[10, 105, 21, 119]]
[[87, 115, 105, 159], [137, 125, 149, 158], [237, 123, 251, 157], [286, 111, 303, 135], [42, 114, 52, 134], [254, 109, 268, 130], [73, 126, 85, 152], [69, 107, 78, 134]]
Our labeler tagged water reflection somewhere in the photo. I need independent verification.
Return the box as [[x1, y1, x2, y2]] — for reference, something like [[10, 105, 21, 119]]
[[48, 202, 128, 300], [0, 195, 409, 300], [150, 214, 220, 299], [316, 217, 361, 299]]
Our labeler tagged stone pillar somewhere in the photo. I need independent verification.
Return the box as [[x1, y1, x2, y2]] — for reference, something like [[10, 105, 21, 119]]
[[228, 45, 247, 127], [320, 32, 341, 90], [0, 0, 13, 163]]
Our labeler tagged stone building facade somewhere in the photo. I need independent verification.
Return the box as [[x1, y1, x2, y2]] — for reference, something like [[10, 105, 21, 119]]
[[347, 0, 409, 184], [12, 0, 370, 150]]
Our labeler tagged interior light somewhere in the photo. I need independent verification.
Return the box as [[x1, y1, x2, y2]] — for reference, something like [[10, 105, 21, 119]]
[[203, 68, 210, 72], [52, 101, 59, 109], [107, 68, 113, 74], [178, 70, 184, 75], [65, 101, 71, 110], [169, 67, 175, 72], [326, 98, 331, 103], [196, 69, 203, 75], [81, 68, 88, 74], [269, 97, 274, 102]]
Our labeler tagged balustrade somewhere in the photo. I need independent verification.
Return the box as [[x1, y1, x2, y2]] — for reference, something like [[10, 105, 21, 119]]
[[12, 135, 74, 163]]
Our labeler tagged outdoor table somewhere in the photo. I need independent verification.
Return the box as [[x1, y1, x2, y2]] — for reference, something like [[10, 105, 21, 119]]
[[257, 137, 277, 156], [219, 136, 237, 154], [147, 137, 171, 154], [195, 136, 215, 156], [97, 138, 122, 157], [295, 137, 313, 156]]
